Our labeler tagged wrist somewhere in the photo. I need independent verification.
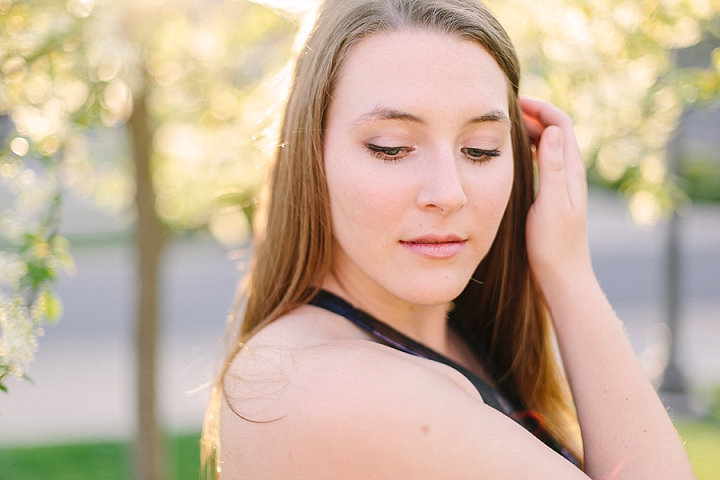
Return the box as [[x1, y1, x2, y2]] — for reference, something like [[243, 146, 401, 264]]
[[533, 260, 598, 312]]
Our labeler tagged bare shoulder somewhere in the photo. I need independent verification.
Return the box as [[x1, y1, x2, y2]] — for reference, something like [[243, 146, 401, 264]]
[[221, 304, 480, 422], [219, 306, 587, 479]]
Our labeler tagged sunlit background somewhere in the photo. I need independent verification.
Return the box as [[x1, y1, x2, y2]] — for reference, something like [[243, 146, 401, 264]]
[[1, 0, 719, 478]]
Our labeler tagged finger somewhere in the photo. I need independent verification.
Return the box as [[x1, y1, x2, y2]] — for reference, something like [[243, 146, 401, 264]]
[[519, 96, 571, 130], [520, 96, 586, 207], [520, 97, 579, 158], [520, 97, 568, 152], [522, 113, 543, 144], [535, 125, 570, 207], [565, 149, 587, 210]]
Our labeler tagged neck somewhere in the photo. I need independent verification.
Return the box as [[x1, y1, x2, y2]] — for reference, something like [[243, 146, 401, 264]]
[[321, 268, 451, 355]]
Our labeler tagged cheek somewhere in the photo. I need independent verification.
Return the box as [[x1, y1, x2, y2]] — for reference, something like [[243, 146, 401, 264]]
[[324, 144, 409, 244], [467, 159, 515, 227], [498, 160, 515, 211]]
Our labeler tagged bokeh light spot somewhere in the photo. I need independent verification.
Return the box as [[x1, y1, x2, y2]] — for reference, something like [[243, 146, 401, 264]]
[[154, 60, 182, 86], [10, 137, 30, 157], [209, 208, 249, 246], [67, 0, 93, 18], [629, 190, 662, 227], [640, 154, 666, 187]]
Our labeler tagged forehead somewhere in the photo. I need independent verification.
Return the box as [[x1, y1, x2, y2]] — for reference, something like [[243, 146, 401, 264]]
[[329, 29, 509, 124]]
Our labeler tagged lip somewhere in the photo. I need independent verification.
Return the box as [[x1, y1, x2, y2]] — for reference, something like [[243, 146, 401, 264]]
[[400, 234, 467, 259]]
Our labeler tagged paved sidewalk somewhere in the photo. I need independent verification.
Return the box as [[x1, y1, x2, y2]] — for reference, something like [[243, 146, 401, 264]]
[[0, 189, 718, 446]]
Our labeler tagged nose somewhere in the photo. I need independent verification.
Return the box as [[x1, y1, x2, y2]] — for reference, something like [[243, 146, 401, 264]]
[[416, 148, 467, 215]]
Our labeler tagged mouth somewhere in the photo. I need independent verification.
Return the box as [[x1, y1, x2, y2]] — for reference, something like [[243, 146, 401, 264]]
[[402, 233, 465, 244], [400, 235, 466, 259]]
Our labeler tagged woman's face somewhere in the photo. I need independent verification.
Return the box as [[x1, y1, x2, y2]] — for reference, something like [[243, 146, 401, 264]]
[[323, 29, 514, 307]]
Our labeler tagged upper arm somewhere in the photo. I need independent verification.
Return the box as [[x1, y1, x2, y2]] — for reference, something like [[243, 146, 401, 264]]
[[219, 343, 589, 479]]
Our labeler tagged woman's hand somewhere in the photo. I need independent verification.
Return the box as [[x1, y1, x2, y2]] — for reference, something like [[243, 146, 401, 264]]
[[520, 97, 593, 296]]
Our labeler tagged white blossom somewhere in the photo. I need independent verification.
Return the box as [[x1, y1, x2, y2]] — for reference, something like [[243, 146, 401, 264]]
[[0, 209, 27, 245], [0, 252, 27, 288], [14, 177, 56, 217], [30, 286, 52, 324], [0, 294, 39, 379]]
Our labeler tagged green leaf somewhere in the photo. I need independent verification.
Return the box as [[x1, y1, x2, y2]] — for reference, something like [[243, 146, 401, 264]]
[[51, 235, 71, 251], [24, 259, 55, 290], [53, 250, 77, 275], [45, 290, 63, 325]]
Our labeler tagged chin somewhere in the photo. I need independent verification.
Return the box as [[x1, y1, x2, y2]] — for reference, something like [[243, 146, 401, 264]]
[[387, 275, 471, 306]]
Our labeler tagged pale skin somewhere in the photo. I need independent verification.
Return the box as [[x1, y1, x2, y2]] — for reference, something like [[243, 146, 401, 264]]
[[219, 30, 695, 479]]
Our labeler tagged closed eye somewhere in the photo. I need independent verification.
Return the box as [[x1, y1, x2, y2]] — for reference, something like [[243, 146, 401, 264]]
[[461, 147, 501, 163], [367, 144, 415, 162]]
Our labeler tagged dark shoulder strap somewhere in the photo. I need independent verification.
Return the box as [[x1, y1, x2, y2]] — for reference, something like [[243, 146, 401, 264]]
[[308, 290, 515, 415]]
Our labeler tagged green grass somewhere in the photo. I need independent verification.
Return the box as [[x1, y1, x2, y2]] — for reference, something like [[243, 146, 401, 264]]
[[677, 421, 720, 480], [0, 433, 202, 480], [0, 423, 718, 479]]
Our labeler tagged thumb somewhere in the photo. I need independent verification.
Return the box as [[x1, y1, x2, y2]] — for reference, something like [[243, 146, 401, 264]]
[[535, 126, 567, 203]]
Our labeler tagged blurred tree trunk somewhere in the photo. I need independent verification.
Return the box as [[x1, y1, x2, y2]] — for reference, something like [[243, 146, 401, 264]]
[[129, 83, 167, 480], [660, 135, 688, 401]]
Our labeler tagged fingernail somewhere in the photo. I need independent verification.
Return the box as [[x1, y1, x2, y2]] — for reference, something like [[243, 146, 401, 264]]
[[546, 126, 562, 149]]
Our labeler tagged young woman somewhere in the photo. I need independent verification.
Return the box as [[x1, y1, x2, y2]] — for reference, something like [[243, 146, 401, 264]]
[[204, 0, 695, 478]]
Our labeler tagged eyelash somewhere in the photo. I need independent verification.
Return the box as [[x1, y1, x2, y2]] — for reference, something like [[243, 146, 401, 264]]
[[367, 144, 415, 163], [366, 144, 501, 163], [461, 147, 501, 162]]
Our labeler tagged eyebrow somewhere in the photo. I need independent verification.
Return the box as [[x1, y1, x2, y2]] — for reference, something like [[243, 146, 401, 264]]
[[353, 107, 510, 127], [354, 107, 426, 126], [464, 111, 510, 127]]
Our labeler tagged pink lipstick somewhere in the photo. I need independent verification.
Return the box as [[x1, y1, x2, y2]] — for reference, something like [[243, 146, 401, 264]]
[[400, 235, 466, 259]]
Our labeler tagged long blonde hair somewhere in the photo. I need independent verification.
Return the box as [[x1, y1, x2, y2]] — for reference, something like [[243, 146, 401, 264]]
[[203, 0, 583, 474]]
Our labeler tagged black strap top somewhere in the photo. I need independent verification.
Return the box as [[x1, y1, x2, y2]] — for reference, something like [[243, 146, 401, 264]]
[[309, 289, 581, 468]]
